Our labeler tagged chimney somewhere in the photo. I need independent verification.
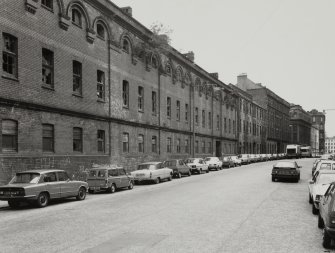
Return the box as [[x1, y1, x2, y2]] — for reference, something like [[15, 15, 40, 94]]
[[183, 51, 194, 62], [121, 7, 132, 17], [210, 72, 219, 79]]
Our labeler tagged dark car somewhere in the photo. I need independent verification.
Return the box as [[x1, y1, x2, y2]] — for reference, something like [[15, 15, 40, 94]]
[[222, 156, 235, 168], [0, 169, 88, 208], [318, 182, 335, 248], [271, 161, 301, 182], [87, 165, 134, 193], [163, 159, 191, 178]]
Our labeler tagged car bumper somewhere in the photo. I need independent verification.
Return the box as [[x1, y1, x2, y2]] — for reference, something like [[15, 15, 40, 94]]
[[0, 195, 37, 201], [271, 174, 299, 179], [208, 165, 220, 169]]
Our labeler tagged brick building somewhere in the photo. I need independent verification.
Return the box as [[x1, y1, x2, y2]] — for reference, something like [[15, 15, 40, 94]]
[[289, 104, 312, 146], [236, 74, 291, 153], [308, 109, 326, 154], [0, 0, 238, 184], [230, 84, 267, 154]]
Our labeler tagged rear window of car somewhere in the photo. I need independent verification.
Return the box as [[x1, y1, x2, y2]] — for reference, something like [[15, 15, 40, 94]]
[[274, 162, 296, 169], [185, 159, 195, 163]]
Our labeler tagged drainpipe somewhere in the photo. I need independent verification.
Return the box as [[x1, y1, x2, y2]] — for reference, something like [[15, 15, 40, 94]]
[[108, 41, 112, 159], [158, 69, 161, 157], [192, 84, 195, 158]]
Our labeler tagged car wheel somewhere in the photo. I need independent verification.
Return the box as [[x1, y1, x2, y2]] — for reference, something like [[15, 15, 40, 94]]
[[76, 187, 86, 201], [128, 181, 134, 190], [188, 171, 191, 176], [272, 176, 276, 182], [107, 184, 116, 193], [199, 169, 202, 174], [323, 228, 332, 248], [8, 200, 20, 208], [318, 213, 324, 229], [168, 176, 172, 181], [309, 194, 313, 204], [206, 169, 209, 173], [155, 178, 160, 184], [36, 192, 49, 208], [312, 204, 318, 215]]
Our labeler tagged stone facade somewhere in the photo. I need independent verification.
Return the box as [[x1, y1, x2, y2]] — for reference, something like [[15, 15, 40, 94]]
[[289, 104, 312, 146], [0, 0, 238, 183], [309, 109, 326, 154], [325, 137, 335, 154]]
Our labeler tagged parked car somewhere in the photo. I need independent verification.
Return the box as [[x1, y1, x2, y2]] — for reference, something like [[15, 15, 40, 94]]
[[230, 155, 242, 166], [185, 158, 209, 174], [271, 161, 301, 182], [308, 170, 335, 214], [318, 182, 335, 248], [0, 169, 88, 208], [204, 157, 223, 171], [163, 159, 191, 178], [313, 160, 335, 176], [131, 162, 172, 184], [238, 154, 250, 165], [87, 165, 134, 193], [222, 156, 235, 168]]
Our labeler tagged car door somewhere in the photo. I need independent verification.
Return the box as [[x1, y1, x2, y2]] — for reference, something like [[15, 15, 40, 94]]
[[58, 171, 75, 198], [42, 172, 61, 199], [321, 184, 335, 224], [118, 169, 129, 188], [179, 160, 188, 174]]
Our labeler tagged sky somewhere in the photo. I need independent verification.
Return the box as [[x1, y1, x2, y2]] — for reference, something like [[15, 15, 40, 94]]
[[112, 0, 335, 137]]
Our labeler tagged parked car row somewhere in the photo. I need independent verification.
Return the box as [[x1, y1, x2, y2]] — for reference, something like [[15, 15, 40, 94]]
[[308, 157, 335, 248]]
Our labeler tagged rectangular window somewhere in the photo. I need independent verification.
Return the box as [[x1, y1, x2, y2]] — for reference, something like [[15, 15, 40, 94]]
[[185, 103, 189, 122], [152, 136, 157, 153], [233, 120, 236, 134], [195, 141, 199, 153], [176, 100, 180, 121], [73, 127, 82, 152], [2, 120, 18, 152], [229, 119, 231, 133], [138, 86, 144, 112], [202, 141, 205, 153], [97, 130, 105, 153], [122, 132, 129, 152], [42, 48, 54, 88], [73, 61, 82, 95], [208, 142, 212, 154], [185, 139, 189, 153], [167, 97, 171, 118], [217, 115, 220, 130], [195, 107, 199, 125], [176, 138, 181, 153], [152, 91, 157, 115], [2, 33, 18, 78], [122, 80, 129, 108], [224, 118, 227, 133], [42, 124, 54, 152], [138, 134, 144, 152], [97, 70, 105, 100], [41, 0, 53, 9], [167, 137, 172, 153], [202, 110, 205, 128]]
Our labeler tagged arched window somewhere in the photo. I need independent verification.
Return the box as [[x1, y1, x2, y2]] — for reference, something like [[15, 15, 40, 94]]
[[176, 68, 183, 82], [165, 63, 172, 75], [195, 78, 201, 92], [72, 9, 82, 27], [151, 55, 158, 69], [122, 38, 130, 53], [96, 23, 105, 39]]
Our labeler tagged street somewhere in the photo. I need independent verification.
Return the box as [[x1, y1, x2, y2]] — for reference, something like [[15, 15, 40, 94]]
[[0, 158, 332, 253]]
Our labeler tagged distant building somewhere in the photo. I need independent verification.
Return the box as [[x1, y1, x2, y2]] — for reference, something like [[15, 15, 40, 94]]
[[311, 125, 320, 155], [308, 109, 326, 154], [325, 137, 335, 154], [236, 74, 290, 153], [289, 104, 312, 146]]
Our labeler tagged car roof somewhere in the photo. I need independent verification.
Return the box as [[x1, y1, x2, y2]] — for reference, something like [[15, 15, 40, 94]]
[[138, 162, 162, 165], [319, 170, 335, 174], [17, 169, 65, 174], [91, 164, 123, 170]]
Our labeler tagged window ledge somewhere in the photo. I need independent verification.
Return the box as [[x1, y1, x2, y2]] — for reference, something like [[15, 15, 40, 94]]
[[72, 93, 83, 98], [2, 75, 19, 82], [138, 110, 144, 113], [41, 4, 53, 12], [97, 35, 105, 41], [123, 106, 129, 110], [42, 85, 55, 91], [72, 22, 82, 29], [97, 99, 106, 103]]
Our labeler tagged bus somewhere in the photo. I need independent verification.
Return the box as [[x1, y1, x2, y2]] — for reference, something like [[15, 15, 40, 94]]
[[301, 146, 312, 158], [286, 144, 302, 159]]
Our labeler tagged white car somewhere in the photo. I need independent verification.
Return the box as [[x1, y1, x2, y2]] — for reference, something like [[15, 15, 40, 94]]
[[309, 170, 335, 214], [238, 154, 250, 165], [230, 156, 242, 166], [313, 160, 335, 176], [131, 162, 172, 184], [204, 157, 222, 171], [185, 158, 209, 174]]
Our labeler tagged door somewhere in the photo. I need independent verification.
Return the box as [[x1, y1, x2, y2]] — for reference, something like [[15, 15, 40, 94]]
[[216, 141, 221, 157], [58, 171, 74, 198], [118, 169, 129, 188], [43, 172, 61, 199]]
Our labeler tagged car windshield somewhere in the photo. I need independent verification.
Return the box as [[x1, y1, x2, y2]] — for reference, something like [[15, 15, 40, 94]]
[[10, 173, 40, 184], [317, 174, 335, 185], [163, 161, 176, 167], [138, 164, 150, 170], [185, 159, 196, 163], [274, 162, 296, 169]]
